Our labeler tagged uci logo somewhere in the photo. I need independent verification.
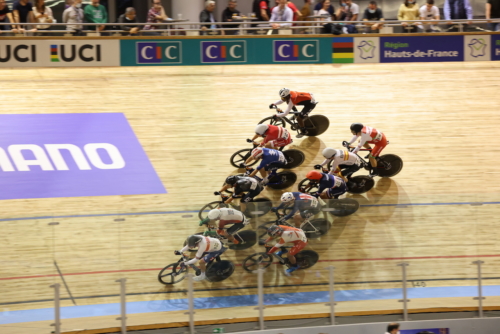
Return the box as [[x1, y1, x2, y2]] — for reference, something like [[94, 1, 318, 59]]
[[0, 44, 36, 63], [201, 41, 246, 63], [0, 143, 125, 172], [273, 40, 319, 62], [137, 42, 182, 64], [50, 44, 101, 62]]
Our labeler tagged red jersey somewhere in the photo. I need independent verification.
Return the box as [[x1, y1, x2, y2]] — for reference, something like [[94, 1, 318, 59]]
[[262, 125, 290, 144]]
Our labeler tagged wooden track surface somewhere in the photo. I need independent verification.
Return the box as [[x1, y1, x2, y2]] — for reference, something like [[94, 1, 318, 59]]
[[1, 62, 500, 333]]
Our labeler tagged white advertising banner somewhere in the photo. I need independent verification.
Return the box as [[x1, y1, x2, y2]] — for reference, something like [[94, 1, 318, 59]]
[[354, 37, 380, 63], [0, 40, 120, 67], [463, 35, 491, 62]]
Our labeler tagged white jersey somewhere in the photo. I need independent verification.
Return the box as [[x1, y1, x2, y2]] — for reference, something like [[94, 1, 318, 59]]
[[181, 237, 223, 265], [218, 208, 247, 224], [321, 149, 361, 173], [275, 228, 307, 248]]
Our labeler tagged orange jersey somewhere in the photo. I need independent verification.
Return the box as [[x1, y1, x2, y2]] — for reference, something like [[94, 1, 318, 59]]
[[290, 91, 313, 105]]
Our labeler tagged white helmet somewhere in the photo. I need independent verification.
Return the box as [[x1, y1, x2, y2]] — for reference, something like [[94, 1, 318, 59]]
[[281, 192, 294, 203], [207, 209, 222, 220], [255, 124, 269, 135], [251, 147, 264, 159], [279, 88, 290, 98], [322, 148, 337, 159]]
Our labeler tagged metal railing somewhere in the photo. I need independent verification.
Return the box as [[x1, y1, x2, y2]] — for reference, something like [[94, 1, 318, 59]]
[[0, 19, 499, 37], [47, 261, 489, 334]]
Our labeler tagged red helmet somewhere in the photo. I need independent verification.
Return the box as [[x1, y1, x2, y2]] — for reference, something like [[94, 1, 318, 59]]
[[306, 170, 323, 181]]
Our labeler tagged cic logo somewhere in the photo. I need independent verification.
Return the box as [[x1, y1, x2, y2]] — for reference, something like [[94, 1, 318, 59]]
[[273, 40, 319, 62], [137, 42, 182, 64], [201, 41, 246, 63]]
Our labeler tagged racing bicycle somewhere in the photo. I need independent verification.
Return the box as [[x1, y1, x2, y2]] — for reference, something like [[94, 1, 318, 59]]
[[258, 106, 330, 137]]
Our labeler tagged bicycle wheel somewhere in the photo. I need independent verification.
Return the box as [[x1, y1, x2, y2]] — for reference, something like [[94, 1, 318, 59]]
[[378, 154, 403, 177], [198, 201, 225, 220], [243, 252, 273, 272], [258, 116, 286, 128], [301, 218, 331, 239], [230, 230, 257, 250], [347, 175, 374, 194], [206, 260, 235, 282], [158, 262, 187, 285], [282, 149, 305, 169], [267, 171, 297, 190], [325, 198, 359, 217], [295, 250, 319, 269], [244, 198, 272, 217], [297, 178, 319, 194], [304, 115, 329, 136], [230, 149, 257, 168]]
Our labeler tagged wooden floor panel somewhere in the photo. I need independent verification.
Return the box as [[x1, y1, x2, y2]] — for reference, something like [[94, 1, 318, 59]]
[[1, 62, 500, 332]]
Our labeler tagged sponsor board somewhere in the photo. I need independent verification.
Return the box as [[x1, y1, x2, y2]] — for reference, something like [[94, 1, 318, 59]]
[[491, 35, 500, 61], [0, 114, 166, 200], [332, 37, 353, 63], [201, 40, 246, 63], [380, 36, 464, 63], [354, 37, 380, 63], [401, 328, 449, 334], [464, 35, 491, 61], [273, 40, 319, 62], [136, 41, 182, 64], [0, 40, 120, 67]]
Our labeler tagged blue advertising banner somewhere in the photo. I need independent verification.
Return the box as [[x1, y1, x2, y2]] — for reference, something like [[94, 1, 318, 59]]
[[0, 114, 166, 200], [401, 328, 449, 334], [380, 36, 464, 63], [491, 35, 500, 61]]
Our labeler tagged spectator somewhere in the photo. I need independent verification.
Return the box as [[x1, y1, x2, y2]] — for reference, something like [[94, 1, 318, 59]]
[[144, 0, 168, 31], [444, 0, 472, 31], [270, 0, 293, 29], [118, 7, 140, 35], [363, 1, 384, 32], [398, 0, 420, 32], [84, 0, 107, 32], [486, 0, 500, 31], [200, 1, 223, 34], [252, 0, 270, 23], [337, 0, 359, 33], [65, 0, 71, 9], [13, 0, 35, 31], [317, 0, 333, 20], [300, 0, 313, 19], [419, 0, 439, 31], [33, 0, 53, 34], [222, 0, 240, 35], [0, 0, 17, 32], [314, 0, 334, 16], [385, 323, 400, 334], [63, 0, 83, 34], [287, 1, 302, 21]]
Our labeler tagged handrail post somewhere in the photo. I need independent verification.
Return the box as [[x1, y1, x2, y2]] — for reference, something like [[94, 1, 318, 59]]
[[473, 260, 485, 318], [50, 283, 61, 334], [397, 262, 410, 321], [257, 268, 265, 330], [326, 266, 336, 325], [115, 278, 127, 334], [185, 273, 196, 334]]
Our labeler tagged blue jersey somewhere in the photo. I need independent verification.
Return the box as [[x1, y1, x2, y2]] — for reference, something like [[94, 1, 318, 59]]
[[317, 173, 345, 194], [257, 148, 286, 170], [277, 192, 319, 220]]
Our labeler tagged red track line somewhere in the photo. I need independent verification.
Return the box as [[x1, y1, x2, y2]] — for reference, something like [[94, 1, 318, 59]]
[[1, 254, 499, 281]]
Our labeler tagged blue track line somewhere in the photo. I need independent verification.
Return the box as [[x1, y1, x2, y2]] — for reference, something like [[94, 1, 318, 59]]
[[0, 201, 499, 222]]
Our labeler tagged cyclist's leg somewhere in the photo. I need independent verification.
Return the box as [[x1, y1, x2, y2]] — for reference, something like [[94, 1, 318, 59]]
[[293, 211, 302, 228], [287, 241, 307, 266], [369, 135, 387, 170], [326, 183, 347, 199], [226, 223, 244, 243], [296, 101, 316, 129]]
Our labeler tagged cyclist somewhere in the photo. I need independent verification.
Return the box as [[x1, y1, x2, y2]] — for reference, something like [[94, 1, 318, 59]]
[[263, 224, 308, 276], [269, 88, 318, 138], [348, 123, 388, 177], [271, 192, 320, 227], [249, 124, 292, 149], [175, 234, 226, 281], [218, 175, 264, 213], [305, 170, 347, 199], [241, 147, 287, 186], [200, 208, 249, 244], [317, 147, 361, 180]]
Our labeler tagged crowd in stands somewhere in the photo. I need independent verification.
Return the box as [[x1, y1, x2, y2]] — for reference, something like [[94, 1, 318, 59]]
[[0, 0, 498, 36]]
